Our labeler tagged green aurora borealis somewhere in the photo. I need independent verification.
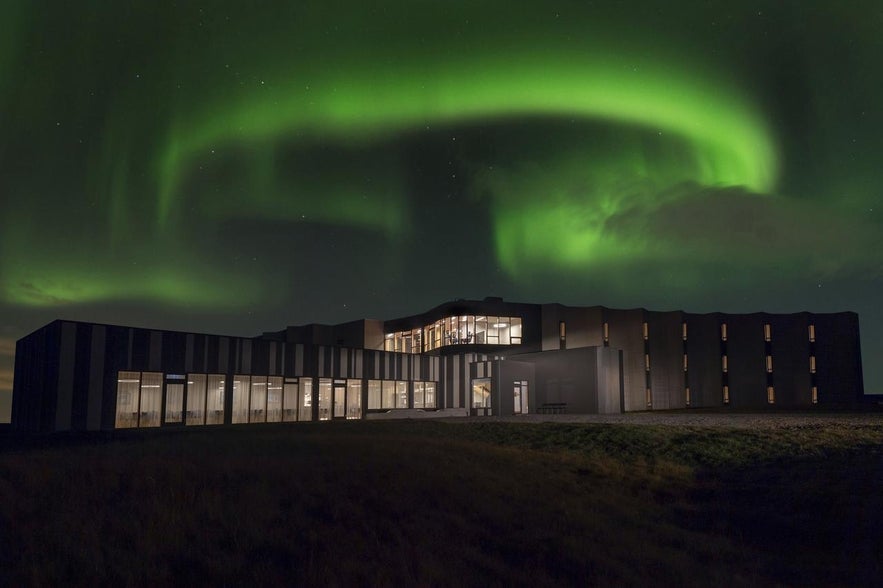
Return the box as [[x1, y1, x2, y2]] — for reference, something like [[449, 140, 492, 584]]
[[1, 1, 882, 415]]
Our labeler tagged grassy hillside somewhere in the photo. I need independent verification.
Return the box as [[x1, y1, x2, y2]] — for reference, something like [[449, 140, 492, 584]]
[[1, 418, 881, 586]]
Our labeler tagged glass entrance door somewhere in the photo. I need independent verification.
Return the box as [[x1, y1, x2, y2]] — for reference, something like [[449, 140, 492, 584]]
[[472, 378, 491, 416], [513, 380, 529, 414], [333, 383, 346, 418]]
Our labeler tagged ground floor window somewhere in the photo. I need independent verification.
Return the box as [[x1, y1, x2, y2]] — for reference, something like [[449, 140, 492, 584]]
[[186, 374, 207, 425], [513, 380, 528, 414], [368, 380, 382, 409], [114, 371, 163, 428], [283, 379, 298, 422], [232, 375, 250, 424], [299, 378, 313, 421], [346, 379, 362, 419], [318, 379, 332, 420], [267, 376, 283, 422], [206, 375, 225, 424], [472, 378, 491, 409]]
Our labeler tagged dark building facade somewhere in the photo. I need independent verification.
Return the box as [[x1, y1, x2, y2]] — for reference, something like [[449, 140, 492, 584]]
[[12, 298, 865, 432]]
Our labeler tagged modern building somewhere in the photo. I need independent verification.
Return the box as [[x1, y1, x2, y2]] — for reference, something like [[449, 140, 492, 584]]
[[11, 298, 865, 432]]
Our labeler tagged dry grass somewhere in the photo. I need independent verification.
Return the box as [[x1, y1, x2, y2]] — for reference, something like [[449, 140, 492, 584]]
[[0, 418, 881, 586]]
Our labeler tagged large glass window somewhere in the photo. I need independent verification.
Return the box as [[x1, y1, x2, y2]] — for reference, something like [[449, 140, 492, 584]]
[[368, 380, 381, 409], [396, 381, 408, 408], [318, 379, 332, 420], [299, 378, 313, 421], [385, 314, 524, 353], [382, 380, 395, 409], [250, 377, 267, 423], [514, 380, 528, 414], [206, 375, 225, 424], [346, 379, 362, 419], [139, 372, 162, 427], [165, 383, 184, 424], [333, 381, 346, 418], [186, 374, 206, 425], [413, 381, 425, 409], [232, 375, 250, 424], [424, 382, 436, 409], [114, 371, 141, 429], [267, 376, 283, 422], [472, 378, 491, 408], [283, 379, 298, 422]]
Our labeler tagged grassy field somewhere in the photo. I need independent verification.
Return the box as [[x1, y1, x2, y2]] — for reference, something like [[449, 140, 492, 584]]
[[1, 417, 881, 586]]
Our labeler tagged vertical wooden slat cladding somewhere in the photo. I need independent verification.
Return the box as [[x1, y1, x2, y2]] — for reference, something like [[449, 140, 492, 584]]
[[55, 322, 76, 431], [647, 311, 685, 410], [769, 314, 812, 406], [87, 326, 106, 431], [685, 313, 723, 407], [606, 309, 645, 411], [814, 312, 864, 405], [71, 323, 93, 431], [727, 315, 766, 407]]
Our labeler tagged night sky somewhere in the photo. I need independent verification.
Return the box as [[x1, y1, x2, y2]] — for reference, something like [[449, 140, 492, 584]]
[[2, 1, 882, 420]]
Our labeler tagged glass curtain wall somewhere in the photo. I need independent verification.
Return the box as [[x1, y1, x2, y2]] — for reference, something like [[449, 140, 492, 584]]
[[396, 381, 408, 408], [165, 383, 184, 423], [186, 374, 207, 425], [206, 375, 225, 424], [232, 375, 250, 424], [139, 372, 163, 427], [299, 378, 313, 421], [413, 382, 425, 409], [318, 379, 332, 420], [387, 315, 523, 352], [424, 382, 436, 408], [267, 376, 283, 422], [346, 380, 362, 419], [114, 371, 141, 428], [368, 380, 381, 410], [250, 377, 267, 423], [283, 379, 298, 422], [382, 380, 395, 409]]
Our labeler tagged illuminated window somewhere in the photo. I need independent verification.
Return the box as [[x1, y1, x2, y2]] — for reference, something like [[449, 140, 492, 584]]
[[382, 380, 395, 409], [809, 324, 816, 342], [812, 386, 818, 404], [186, 374, 207, 426], [138, 372, 162, 428], [682, 322, 687, 341], [249, 377, 267, 423], [685, 387, 691, 406], [645, 387, 652, 407], [559, 321, 566, 350], [205, 375, 225, 424], [318, 378, 332, 420], [764, 323, 771, 341], [810, 356, 816, 373], [267, 376, 283, 422], [643, 322, 649, 340], [683, 354, 688, 371], [472, 378, 491, 409], [603, 322, 609, 342], [165, 381, 184, 424], [424, 382, 437, 409], [282, 378, 298, 422], [722, 355, 728, 372], [232, 375, 250, 424], [298, 378, 313, 421], [346, 379, 362, 419], [115, 371, 141, 429], [721, 323, 728, 341], [767, 386, 775, 404], [645, 354, 650, 371], [723, 385, 730, 404], [396, 381, 408, 408], [367, 380, 382, 410], [766, 355, 773, 373], [413, 381, 425, 409]]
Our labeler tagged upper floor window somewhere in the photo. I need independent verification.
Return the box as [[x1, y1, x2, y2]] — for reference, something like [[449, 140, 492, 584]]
[[385, 315, 523, 353]]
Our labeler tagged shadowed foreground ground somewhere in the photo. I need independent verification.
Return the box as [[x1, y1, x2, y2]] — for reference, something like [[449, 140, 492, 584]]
[[0, 414, 881, 586]]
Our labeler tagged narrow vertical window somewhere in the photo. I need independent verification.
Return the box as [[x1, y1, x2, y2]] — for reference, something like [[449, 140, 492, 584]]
[[559, 321, 566, 350], [721, 323, 728, 341], [810, 356, 816, 373], [766, 355, 773, 373], [683, 354, 688, 371], [764, 323, 771, 341], [603, 322, 609, 343], [645, 387, 652, 408], [685, 387, 691, 406], [722, 355, 728, 372], [115, 371, 141, 429], [643, 322, 649, 340], [809, 324, 816, 342], [723, 385, 730, 404], [812, 386, 818, 404], [767, 386, 775, 404], [645, 354, 650, 371], [682, 322, 687, 341]]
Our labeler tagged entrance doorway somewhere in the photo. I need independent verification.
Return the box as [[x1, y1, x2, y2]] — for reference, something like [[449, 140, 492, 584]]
[[472, 378, 491, 416], [513, 380, 529, 414]]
